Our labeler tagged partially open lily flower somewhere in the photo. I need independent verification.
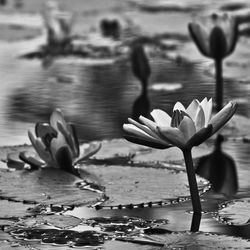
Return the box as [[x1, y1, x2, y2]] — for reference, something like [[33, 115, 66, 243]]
[[123, 98, 237, 150], [21, 109, 101, 172], [188, 13, 238, 60]]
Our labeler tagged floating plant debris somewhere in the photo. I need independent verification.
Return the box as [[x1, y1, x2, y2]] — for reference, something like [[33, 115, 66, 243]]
[[9, 228, 107, 247], [217, 198, 250, 226], [84, 216, 168, 234], [79, 164, 209, 208], [119, 231, 250, 249], [0, 168, 102, 206]]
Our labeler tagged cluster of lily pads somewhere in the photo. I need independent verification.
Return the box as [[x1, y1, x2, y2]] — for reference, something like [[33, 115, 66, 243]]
[[2, 6, 250, 249]]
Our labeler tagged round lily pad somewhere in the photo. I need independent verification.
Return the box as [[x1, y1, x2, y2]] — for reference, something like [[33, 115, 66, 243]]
[[80, 164, 209, 208], [0, 200, 36, 219], [0, 168, 102, 206], [18, 214, 82, 229], [217, 198, 250, 226]]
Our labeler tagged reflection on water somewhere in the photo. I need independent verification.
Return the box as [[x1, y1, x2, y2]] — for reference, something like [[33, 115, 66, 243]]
[[3, 52, 250, 145]]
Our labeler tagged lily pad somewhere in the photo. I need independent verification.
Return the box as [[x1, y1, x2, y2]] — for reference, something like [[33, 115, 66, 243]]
[[132, 144, 211, 165], [80, 164, 209, 208], [0, 168, 102, 206], [93, 138, 149, 160], [0, 200, 36, 219], [121, 231, 250, 249], [92, 138, 211, 166], [217, 198, 250, 226], [18, 214, 82, 229]]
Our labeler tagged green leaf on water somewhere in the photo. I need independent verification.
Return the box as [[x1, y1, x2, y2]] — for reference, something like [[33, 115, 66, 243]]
[[217, 198, 250, 226], [119, 231, 250, 249], [0, 168, 102, 206], [17, 214, 82, 229], [79, 164, 209, 208], [0, 200, 36, 219]]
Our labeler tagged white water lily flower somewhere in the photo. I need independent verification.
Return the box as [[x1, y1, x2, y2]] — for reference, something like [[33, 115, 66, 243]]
[[23, 109, 101, 171], [188, 13, 238, 60], [123, 98, 237, 150]]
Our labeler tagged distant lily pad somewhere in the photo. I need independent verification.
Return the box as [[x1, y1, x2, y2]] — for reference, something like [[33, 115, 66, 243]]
[[150, 83, 183, 92], [0, 168, 102, 206], [217, 198, 250, 226], [121, 231, 250, 249], [80, 164, 209, 208], [129, 0, 206, 12]]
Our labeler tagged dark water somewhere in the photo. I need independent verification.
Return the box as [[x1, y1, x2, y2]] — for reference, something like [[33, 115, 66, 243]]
[[1, 0, 250, 245]]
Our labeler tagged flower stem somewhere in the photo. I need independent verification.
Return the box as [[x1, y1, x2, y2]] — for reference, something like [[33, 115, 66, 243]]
[[182, 148, 202, 232], [215, 59, 223, 112]]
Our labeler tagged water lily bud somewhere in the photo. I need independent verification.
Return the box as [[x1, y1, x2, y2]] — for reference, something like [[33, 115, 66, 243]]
[[22, 109, 101, 175], [188, 13, 238, 60]]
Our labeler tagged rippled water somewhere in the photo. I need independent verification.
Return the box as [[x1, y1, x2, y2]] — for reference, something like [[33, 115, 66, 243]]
[[1, 0, 250, 244]]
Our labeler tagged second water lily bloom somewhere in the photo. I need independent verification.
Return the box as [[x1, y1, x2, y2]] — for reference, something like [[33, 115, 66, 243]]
[[123, 98, 237, 150], [23, 109, 101, 173], [188, 13, 238, 60]]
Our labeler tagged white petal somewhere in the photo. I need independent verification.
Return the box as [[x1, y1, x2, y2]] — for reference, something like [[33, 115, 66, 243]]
[[74, 142, 102, 165], [209, 102, 237, 134], [139, 116, 157, 131], [178, 116, 196, 141], [50, 132, 73, 167], [35, 138, 54, 165], [57, 121, 78, 158], [50, 108, 67, 132], [128, 118, 158, 139], [123, 123, 157, 142], [188, 21, 210, 56], [157, 126, 186, 148], [206, 98, 213, 125], [131, 117, 170, 145], [194, 105, 206, 131], [173, 102, 186, 112], [186, 99, 200, 121], [150, 109, 171, 126]]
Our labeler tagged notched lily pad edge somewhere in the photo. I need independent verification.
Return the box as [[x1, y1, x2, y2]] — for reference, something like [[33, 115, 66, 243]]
[[216, 199, 250, 226], [94, 182, 211, 210], [0, 197, 77, 218]]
